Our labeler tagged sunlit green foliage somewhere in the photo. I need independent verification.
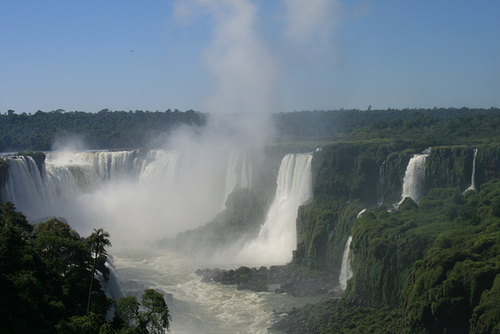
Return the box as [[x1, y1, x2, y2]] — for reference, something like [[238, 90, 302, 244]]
[[1, 107, 499, 152], [402, 181, 500, 333], [0, 109, 206, 151]]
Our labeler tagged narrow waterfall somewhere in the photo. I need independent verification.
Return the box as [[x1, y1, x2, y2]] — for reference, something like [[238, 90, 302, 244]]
[[377, 161, 385, 205], [338, 236, 353, 290], [97, 258, 124, 301], [357, 208, 367, 218], [400, 150, 430, 204], [237, 153, 313, 266], [223, 150, 253, 208], [464, 148, 478, 193]]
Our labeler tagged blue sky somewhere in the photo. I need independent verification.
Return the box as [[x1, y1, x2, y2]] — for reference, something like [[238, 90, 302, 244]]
[[1, 0, 499, 114]]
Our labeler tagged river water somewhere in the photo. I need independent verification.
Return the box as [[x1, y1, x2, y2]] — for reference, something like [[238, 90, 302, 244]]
[[112, 249, 322, 334]]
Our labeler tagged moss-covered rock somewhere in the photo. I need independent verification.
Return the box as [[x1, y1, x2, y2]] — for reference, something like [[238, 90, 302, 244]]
[[426, 146, 474, 191]]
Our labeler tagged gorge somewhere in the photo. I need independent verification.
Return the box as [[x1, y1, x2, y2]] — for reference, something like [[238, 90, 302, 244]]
[[1, 109, 500, 333], [0, 148, 318, 333]]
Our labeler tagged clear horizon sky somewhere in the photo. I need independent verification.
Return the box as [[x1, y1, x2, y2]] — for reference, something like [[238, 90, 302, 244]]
[[1, 0, 499, 114]]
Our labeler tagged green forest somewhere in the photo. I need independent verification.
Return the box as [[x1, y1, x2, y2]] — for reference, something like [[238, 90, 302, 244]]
[[276, 180, 500, 333], [0, 109, 206, 151], [1, 107, 499, 152]]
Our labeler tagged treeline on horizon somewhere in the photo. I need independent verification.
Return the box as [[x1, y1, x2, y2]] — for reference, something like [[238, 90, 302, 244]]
[[0, 106, 499, 152]]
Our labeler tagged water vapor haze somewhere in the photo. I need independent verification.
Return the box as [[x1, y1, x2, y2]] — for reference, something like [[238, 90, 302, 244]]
[[282, 0, 342, 46], [86, 0, 286, 248], [8, 1, 343, 263], [174, 0, 279, 148], [173, 0, 344, 143]]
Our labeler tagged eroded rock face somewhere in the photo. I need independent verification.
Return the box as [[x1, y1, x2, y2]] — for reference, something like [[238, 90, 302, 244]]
[[195, 265, 340, 297]]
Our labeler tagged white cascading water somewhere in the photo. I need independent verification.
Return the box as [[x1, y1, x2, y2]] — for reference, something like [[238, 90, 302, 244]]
[[338, 235, 353, 290], [97, 258, 124, 301], [377, 161, 385, 206], [1, 149, 321, 333], [1, 149, 253, 243], [236, 153, 313, 266], [357, 208, 367, 219], [1, 156, 49, 218], [223, 150, 252, 209], [338, 208, 366, 290], [399, 149, 430, 204], [464, 148, 478, 193]]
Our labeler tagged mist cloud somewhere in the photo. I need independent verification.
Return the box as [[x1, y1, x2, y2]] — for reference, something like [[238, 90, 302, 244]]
[[174, 0, 279, 148], [282, 0, 342, 46], [173, 0, 347, 118]]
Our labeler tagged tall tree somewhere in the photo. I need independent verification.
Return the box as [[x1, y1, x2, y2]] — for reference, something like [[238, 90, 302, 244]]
[[86, 228, 111, 313]]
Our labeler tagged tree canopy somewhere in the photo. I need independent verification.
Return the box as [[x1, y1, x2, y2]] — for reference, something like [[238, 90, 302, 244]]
[[0, 202, 171, 333], [1, 107, 499, 152]]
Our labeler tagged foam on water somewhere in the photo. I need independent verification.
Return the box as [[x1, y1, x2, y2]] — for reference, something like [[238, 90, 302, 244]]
[[113, 250, 320, 334]]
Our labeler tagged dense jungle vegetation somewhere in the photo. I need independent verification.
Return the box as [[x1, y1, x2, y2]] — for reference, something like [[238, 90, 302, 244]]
[[278, 181, 500, 333], [0, 108, 206, 151], [277, 110, 500, 333], [0, 107, 499, 152], [0, 202, 171, 334]]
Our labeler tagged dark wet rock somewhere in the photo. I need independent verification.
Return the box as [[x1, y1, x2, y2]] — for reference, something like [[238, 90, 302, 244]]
[[195, 265, 337, 297]]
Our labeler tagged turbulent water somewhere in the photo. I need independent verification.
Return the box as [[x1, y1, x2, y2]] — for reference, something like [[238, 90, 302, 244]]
[[114, 249, 321, 334], [1, 149, 316, 333]]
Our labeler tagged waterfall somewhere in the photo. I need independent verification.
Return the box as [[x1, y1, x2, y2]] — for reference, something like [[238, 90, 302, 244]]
[[223, 150, 253, 208], [73, 150, 140, 180], [137, 149, 178, 181], [1, 151, 148, 220], [98, 257, 124, 301], [339, 208, 365, 290], [1, 155, 52, 218], [400, 150, 430, 204], [2, 150, 312, 262], [338, 236, 353, 290], [357, 208, 367, 218], [377, 161, 385, 205], [464, 148, 478, 193], [1, 149, 246, 245], [237, 153, 313, 266]]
